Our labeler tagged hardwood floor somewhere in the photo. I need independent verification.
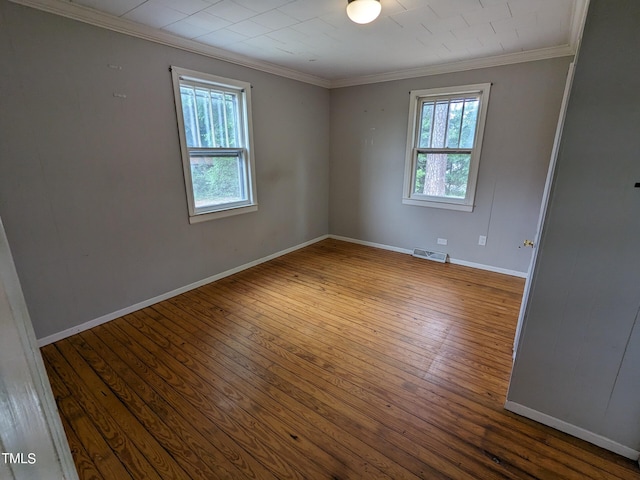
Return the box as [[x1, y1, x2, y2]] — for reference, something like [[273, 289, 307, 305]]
[[41, 239, 640, 479]]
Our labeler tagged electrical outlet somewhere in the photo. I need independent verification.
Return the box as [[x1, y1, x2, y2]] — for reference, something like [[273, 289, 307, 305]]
[[478, 235, 487, 246], [437, 238, 448, 246]]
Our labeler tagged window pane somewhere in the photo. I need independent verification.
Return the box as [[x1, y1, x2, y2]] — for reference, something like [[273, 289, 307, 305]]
[[195, 88, 213, 147], [225, 93, 239, 148], [460, 98, 479, 149], [418, 102, 434, 148], [190, 155, 246, 208], [446, 99, 464, 148], [181, 86, 241, 149], [414, 153, 470, 199], [431, 101, 449, 148], [180, 87, 198, 148], [209, 91, 225, 147]]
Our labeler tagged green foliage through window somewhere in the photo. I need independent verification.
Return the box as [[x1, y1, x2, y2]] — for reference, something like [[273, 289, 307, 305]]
[[180, 86, 239, 149], [190, 155, 245, 207]]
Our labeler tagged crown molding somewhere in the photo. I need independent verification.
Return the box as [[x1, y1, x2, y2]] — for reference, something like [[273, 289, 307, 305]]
[[329, 44, 575, 88], [10, 0, 587, 90], [8, 0, 332, 88], [329, 0, 586, 88]]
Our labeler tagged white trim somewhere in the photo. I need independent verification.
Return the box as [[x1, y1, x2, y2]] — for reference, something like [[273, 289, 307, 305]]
[[8, 0, 331, 88], [504, 401, 640, 461], [0, 218, 78, 479], [37, 235, 329, 346], [329, 235, 413, 255], [447, 258, 527, 278], [329, 235, 527, 278], [188, 204, 258, 223], [9, 0, 581, 90], [401, 198, 473, 212], [569, 0, 590, 53], [330, 46, 575, 88]]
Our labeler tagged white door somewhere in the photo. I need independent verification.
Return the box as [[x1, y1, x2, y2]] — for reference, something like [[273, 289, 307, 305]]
[[512, 62, 576, 360], [0, 217, 78, 480]]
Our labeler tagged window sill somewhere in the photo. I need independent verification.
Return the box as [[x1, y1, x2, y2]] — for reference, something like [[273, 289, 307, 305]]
[[189, 204, 258, 224], [402, 198, 474, 212]]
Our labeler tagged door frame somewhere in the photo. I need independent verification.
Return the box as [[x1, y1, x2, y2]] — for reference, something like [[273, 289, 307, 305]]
[[512, 0, 591, 361], [512, 61, 576, 360], [0, 217, 78, 480]]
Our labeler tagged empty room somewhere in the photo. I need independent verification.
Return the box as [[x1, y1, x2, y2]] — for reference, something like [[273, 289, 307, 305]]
[[1, 0, 639, 478]]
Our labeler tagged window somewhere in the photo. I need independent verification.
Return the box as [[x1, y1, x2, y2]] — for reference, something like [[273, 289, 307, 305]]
[[403, 83, 491, 212], [171, 66, 257, 223]]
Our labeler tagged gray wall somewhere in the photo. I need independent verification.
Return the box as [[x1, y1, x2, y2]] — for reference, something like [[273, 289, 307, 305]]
[[0, 1, 330, 339], [329, 58, 571, 274], [0, 0, 574, 341], [508, 0, 640, 451]]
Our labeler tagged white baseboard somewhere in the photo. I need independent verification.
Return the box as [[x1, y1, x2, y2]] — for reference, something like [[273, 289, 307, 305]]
[[37, 235, 329, 347], [329, 235, 528, 278], [448, 258, 527, 278], [329, 235, 413, 255], [504, 401, 640, 461], [38, 233, 526, 346]]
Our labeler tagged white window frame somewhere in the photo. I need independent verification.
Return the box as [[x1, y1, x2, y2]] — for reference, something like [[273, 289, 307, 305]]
[[402, 83, 491, 212], [171, 66, 258, 223]]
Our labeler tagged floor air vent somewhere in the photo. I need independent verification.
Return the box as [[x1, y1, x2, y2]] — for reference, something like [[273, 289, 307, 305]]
[[412, 248, 448, 263]]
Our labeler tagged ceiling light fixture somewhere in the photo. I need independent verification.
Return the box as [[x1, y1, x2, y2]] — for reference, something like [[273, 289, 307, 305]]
[[346, 0, 382, 25]]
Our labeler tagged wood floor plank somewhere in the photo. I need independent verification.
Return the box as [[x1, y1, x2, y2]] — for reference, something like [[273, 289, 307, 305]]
[[268, 257, 520, 348], [42, 239, 640, 480], [66, 332, 242, 480], [160, 292, 526, 480], [253, 260, 518, 358], [130, 308, 411, 480], [234, 261, 517, 374], [208, 275, 512, 399], [274, 253, 523, 328], [58, 413, 105, 480], [111, 314, 331, 480], [45, 344, 169, 480], [55, 338, 194, 480], [91, 325, 278, 480], [44, 362, 107, 480], [179, 283, 588, 479], [275, 246, 524, 326], [42, 348, 135, 480], [198, 277, 512, 413], [143, 303, 458, 480]]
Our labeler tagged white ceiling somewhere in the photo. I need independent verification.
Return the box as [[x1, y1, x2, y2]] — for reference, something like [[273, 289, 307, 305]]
[[16, 0, 585, 86]]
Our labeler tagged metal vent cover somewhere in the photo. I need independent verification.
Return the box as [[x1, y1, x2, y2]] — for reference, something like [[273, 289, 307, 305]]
[[412, 248, 448, 263]]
